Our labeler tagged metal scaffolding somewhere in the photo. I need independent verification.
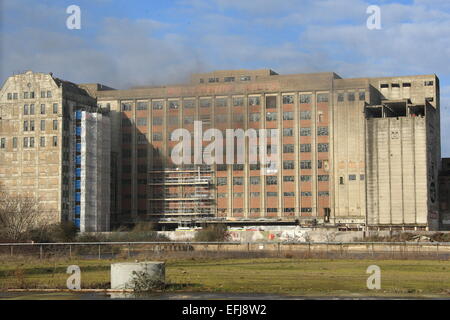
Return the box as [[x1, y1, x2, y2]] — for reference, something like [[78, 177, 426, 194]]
[[148, 166, 215, 218]]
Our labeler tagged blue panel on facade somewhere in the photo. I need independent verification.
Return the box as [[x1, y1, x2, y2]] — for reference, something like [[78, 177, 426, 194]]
[[76, 156, 81, 165], [75, 193, 81, 201], [74, 218, 80, 228], [76, 127, 82, 135], [76, 168, 81, 177], [75, 180, 81, 189], [75, 206, 81, 214], [75, 111, 82, 120], [76, 144, 81, 152]]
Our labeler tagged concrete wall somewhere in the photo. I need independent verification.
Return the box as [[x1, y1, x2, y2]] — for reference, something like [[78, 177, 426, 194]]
[[366, 117, 429, 227]]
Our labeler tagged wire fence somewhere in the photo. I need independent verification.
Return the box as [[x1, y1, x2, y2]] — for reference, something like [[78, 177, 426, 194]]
[[1, 241, 450, 260]]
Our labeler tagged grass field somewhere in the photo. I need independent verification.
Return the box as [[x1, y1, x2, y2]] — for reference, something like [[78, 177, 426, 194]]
[[1, 256, 450, 298]]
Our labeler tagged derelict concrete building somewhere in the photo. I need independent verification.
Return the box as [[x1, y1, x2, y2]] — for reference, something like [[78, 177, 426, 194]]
[[0, 69, 443, 231], [0, 71, 111, 232]]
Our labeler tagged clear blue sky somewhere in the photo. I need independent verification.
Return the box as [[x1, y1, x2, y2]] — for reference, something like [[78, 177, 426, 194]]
[[1, 0, 449, 155]]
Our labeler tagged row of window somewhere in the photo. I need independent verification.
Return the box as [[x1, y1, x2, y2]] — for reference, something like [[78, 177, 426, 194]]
[[380, 81, 433, 89], [120, 93, 334, 111], [218, 191, 330, 198], [22, 103, 59, 115], [199, 75, 252, 84], [0, 136, 58, 148], [221, 208, 315, 214], [215, 161, 328, 171], [23, 120, 58, 132], [6, 91, 53, 100], [216, 175, 330, 186], [128, 112, 326, 128], [337, 92, 365, 102]]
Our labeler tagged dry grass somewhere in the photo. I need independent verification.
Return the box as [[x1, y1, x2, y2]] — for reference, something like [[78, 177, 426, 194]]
[[1, 255, 450, 298]]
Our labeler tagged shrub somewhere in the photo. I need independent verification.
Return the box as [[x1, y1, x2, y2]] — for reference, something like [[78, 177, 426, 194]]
[[194, 224, 229, 242]]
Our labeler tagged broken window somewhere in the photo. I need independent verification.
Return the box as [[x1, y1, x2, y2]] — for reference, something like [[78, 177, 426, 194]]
[[391, 83, 400, 88], [348, 92, 355, 101], [283, 95, 294, 104], [216, 97, 228, 107], [137, 101, 148, 110], [233, 177, 244, 185], [152, 101, 163, 110], [224, 77, 235, 82], [240, 75, 251, 81], [402, 83, 411, 87], [233, 97, 244, 107], [380, 83, 389, 89], [283, 111, 294, 120], [169, 101, 179, 109], [359, 91, 366, 101], [317, 127, 328, 136], [409, 105, 425, 117], [300, 127, 311, 136], [266, 112, 277, 121], [266, 176, 278, 185], [300, 144, 311, 153], [317, 93, 329, 103], [318, 143, 328, 152], [301, 175, 311, 182], [283, 160, 295, 169], [284, 192, 295, 197], [284, 144, 295, 153], [300, 110, 311, 120], [121, 102, 132, 111], [266, 96, 277, 109], [300, 94, 311, 104], [183, 99, 195, 108], [283, 128, 293, 136], [424, 81, 434, 86], [300, 161, 312, 169], [200, 98, 211, 108], [247, 96, 260, 107]]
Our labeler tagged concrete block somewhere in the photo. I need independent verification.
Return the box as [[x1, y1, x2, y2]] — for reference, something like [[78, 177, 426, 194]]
[[111, 262, 165, 290]]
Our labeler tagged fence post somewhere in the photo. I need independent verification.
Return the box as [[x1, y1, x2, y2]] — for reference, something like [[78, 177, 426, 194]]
[[10, 245, 13, 257], [127, 243, 131, 258], [69, 245, 72, 259], [436, 243, 439, 259], [98, 244, 101, 260], [40, 245, 43, 260]]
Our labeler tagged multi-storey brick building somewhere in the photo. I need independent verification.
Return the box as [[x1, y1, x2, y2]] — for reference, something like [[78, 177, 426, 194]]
[[0, 71, 111, 232], [0, 69, 443, 231]]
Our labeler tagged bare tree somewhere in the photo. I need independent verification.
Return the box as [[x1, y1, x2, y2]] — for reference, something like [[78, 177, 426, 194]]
[[0, 192, 46, 241]]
